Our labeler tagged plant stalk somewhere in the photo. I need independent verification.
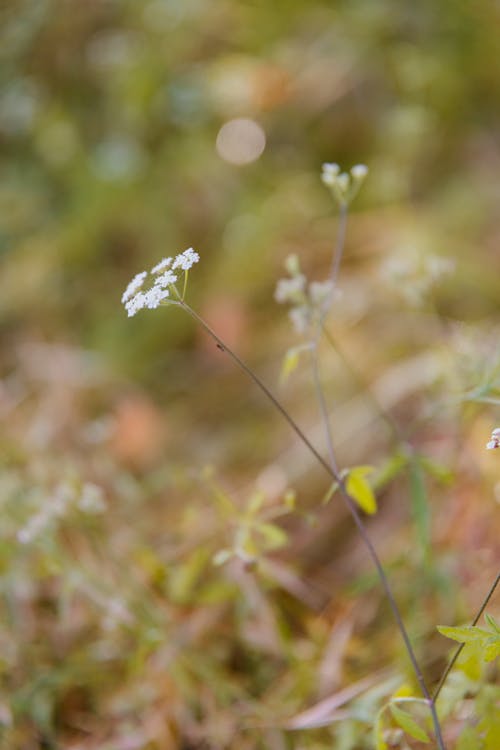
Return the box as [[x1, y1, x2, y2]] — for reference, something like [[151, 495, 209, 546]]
[[433, 570, 500, 701], [180, 300, 446, 750]]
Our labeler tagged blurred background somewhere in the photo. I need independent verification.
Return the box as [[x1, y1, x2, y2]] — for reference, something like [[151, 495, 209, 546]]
[[1, 1, 499, 748]]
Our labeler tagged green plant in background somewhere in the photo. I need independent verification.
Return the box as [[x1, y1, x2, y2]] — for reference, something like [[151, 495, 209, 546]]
[[3, 2, 500, 748], [121, 163, 499, 749]]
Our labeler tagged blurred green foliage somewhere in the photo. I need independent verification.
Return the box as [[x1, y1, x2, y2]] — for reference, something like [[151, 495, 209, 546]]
[[1, 1, 500, 748]]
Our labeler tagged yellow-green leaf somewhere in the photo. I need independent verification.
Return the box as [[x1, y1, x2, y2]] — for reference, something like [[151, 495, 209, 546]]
[[437, 625, 491, 644], [280, 348, 300, 384], [257, 522, 288, 550], [390, 704, 430, 743], [483, 637, 500, 662], [374, 709, 388, 750], [346, 466, 377, 515]]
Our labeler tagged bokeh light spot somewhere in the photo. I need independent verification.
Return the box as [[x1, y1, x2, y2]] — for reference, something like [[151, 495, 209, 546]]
[[216, 118, 266, 165]]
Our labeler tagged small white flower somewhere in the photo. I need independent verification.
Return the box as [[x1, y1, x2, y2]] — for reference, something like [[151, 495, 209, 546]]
[[125, 291, 146, 317], [321, 163, 340, 186], [143, 286, 170, 309], [172, 247, 200, 271], [151, 257, 172, 274], [154, 269, 178, 288], [309, 280, 334, 306], [121, 271, 147, 303], [486, 427, 500, 450], [274, 275, 306, 304], [351, 164, 368, 180]]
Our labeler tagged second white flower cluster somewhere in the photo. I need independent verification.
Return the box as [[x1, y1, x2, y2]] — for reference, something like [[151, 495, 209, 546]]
[[122, 247, 200, 317]]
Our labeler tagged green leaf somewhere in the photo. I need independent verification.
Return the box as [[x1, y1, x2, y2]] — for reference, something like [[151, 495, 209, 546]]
[[321, 480, 339, 505], [437, 625, 491, 644], [345, 466, 377, 515], [483, 637, 500, 662], [374, 709, 388, 750], [389, 703, 430, 743], [256, 522, 288, 549], [280, 348, 299, 384], [485, 613, 500, 634], [280, 343, 312, 384], [372, 453, 408, 490], [247, 490, 265, 515], [283, 489, 296, 510]]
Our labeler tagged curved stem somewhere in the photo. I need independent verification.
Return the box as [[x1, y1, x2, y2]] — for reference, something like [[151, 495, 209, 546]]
[[433, 570, 500, 701], [180, 300, 446, 749], [310, 349, 445, 749], [330, 202, 348, 288]]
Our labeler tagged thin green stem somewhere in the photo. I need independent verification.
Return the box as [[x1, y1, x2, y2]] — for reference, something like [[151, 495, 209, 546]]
[[330, 201, 348, 288], [180, 299, 446, 750], [433, 570, 500, 702], [310, 348, 446, 750]]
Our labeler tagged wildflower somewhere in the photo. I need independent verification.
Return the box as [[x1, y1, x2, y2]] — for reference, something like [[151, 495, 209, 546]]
[[121, 271, 147, 303], [125, 291, 146, 317], [321, 162, 369, 206], [154, 269, 178, 288], [143, 286, 171, 309], [122, 248, 199, 316], [351, 164, 369, 180], [172, 247, 200, 271], [309, 280, 334, 307], [151, 257, 172, 274], [274, 275, 307, 304], [486, 428, 500, 450], [321, 162, 340, 187]]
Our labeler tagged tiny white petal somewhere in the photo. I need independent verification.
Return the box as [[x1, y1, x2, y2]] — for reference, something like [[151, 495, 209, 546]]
[[322, 162, 340, 176], [125, 291, 146, 317], [172, 247, 200, 271], [274, 275, 306, 303], [151, 257, 172, 274], [121, 271, 147, 303], [143, 286, 170, 309], [486, 440, 498, 450], [492, 428, 500, 437], [351, 164, 368, 179], [154, 269, 178, 288]]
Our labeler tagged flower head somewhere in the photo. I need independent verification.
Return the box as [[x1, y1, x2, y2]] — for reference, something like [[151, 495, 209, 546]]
[[486, 427, 500, 450], [121, 271, 147, 304], [151, 257, 172, 274], [154, 269, 178, 288], [321, 161, 369, 206], [122, 249, 200, 317], [172, 247, 200, 271]]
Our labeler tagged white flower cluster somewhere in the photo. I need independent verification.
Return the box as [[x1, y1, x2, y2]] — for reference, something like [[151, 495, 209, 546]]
[[486, 428, 500, 450], [275, 255, 335, 335], [321, 162, 368, 206], [17, 482, 106, 544], [380, 250, 455, 307], [122, 248, 200, 317]]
